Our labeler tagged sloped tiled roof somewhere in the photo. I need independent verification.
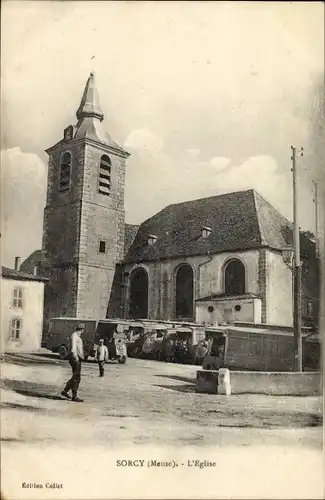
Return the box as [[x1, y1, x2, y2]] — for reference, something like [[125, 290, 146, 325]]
[[124, 224, 140, 255], [253, 191, 315, 256], [20, 250, 48, 275], [196, 293, 259, 302], [123, 189, 314, 263], [22, 190, 315, 269], [1, 266, 48, 282], [74, 117, 127, 153]]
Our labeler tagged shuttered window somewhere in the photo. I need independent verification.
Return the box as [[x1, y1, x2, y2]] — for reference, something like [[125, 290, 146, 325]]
[[98, 155, 111, 196], [59, 152, 72, 191]]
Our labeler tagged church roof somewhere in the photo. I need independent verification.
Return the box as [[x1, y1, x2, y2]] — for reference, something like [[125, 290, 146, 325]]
[[124, 224, 140, 255], [123, 189, 314, 263], [23, 190, 315, 270], [20, 250, 48, 275]]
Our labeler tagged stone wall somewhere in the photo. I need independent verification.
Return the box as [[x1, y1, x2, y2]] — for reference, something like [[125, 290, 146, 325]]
[[227, 371, 322, 396], [42, 137, 127, 321], [43, 202, 81, 265], [196, 369, 322, 396], [122, 247, 317, 326], [75, 143, 126, 318], [198, 250, 260, 298], [123, 250, 261, 321], [196, 297, 262, 325]]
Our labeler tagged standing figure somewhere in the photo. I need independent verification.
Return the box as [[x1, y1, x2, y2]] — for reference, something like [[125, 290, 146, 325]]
[[96, 339, 109, 377], [195, 340, 208, 365], [165, 338, 175, 363], [61, 323, 85, 402]]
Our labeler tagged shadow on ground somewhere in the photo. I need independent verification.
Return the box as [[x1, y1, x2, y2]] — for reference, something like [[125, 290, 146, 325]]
[[153, 383, 323, 428], [2, 352, 119, 367], [1, 402, 46, 412], [1, 378, 63, 402], [154, 374, 196, 384], [2, 353, 62, 367], [154, 383, 196, 393], [1, 437, 30, 442], [34, 353, 119, 366]]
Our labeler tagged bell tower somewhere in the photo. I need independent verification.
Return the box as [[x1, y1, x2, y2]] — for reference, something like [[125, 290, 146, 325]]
[[42, 73, 130, 319]]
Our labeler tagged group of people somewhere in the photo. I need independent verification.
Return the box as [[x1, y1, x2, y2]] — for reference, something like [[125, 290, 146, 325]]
[[60, 323, 227, 402], [61, 323, 109, 402]]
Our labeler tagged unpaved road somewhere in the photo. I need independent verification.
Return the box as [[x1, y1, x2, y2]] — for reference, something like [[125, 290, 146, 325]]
[[1, 352, 323, 499], [1, 352, 322, 446]]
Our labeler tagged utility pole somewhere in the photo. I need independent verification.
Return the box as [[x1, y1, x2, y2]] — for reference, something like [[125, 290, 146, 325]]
[[312, 180, 319, 257], [291, 145, 303, 372]]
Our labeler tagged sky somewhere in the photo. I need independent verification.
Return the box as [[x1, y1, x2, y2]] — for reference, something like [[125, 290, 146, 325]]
[[1, 1, 324, 267]]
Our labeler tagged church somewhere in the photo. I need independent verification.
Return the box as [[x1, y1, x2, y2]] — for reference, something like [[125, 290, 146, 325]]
[[21, 73, 319, 330]]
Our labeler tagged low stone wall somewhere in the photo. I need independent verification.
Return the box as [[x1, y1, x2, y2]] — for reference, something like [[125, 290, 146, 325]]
[[196, 369, 322, 396], [230, 371, 322, 396]]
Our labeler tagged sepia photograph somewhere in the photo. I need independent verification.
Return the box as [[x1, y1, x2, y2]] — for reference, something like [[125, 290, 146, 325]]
[[1, 1, 324, 499]]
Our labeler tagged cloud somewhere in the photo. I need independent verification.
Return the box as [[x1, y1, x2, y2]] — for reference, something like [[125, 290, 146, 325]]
[[1, 147, 47, 267], [187, 148, 201, 158], [125, 151, 314, 232], [124, 128, 163, 154], [204, 156, 231, 172]]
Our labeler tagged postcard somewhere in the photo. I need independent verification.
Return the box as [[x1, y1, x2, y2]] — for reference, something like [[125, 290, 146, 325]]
[[1, 1, 324, 499]]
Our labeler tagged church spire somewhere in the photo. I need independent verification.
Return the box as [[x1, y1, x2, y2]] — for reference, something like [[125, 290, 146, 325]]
[[76, 72, 104, 122]]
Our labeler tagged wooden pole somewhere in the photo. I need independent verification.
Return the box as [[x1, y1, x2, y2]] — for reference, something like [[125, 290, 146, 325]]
[[291, 146, 303, 372]]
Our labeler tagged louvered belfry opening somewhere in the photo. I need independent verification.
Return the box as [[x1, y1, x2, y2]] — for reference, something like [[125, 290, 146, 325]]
[[99, 154, 111, 195], [59, 152, 72, 191]]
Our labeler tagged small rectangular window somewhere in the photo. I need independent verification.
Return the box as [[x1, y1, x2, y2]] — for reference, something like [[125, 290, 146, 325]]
[[9, 318, 22, 340], [99, 240, 106, 253], [13, 288, 23, 308]]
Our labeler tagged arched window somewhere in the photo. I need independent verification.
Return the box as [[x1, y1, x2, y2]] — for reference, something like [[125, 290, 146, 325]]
[[98, 155, 111, 196], [224, 259, 246, 296], [129, 268, 149, 319], [175, 264, 194, 319], [59, 152, 71, 191]]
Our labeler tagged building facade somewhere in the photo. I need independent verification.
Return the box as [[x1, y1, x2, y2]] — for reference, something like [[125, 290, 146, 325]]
[[20, 73, 319, 330], [1, 265, 47, 352], [121, 190, 319, 327]]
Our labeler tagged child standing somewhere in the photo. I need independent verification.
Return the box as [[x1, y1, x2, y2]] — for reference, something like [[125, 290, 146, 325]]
[[96, 339, 109, 377]]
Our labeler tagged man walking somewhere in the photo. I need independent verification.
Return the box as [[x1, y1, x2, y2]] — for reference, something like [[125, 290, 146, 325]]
[[61, 322, 85, 402], [96, 339, 109, 377]]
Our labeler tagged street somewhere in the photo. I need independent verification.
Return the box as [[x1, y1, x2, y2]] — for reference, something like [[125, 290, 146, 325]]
[[1, 352, 323, 499]]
